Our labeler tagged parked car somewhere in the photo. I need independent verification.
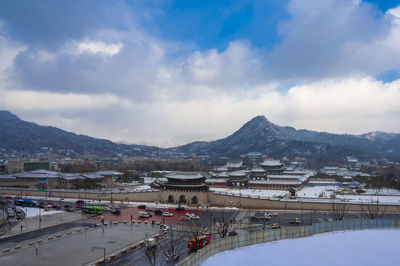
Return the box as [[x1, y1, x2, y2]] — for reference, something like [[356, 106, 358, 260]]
[[175, 206, 185, 211], [271, 223, 281, 229], [53, 204, 61, 210], [154, 210, 163, 215], [138, 205, 146, 209], [162, 212, 173, 217], [38, 202, 45, 209], [146, 207, 154, 212], [138, 211, 150, 218], [65, 206, 74, 212], [268, 212, 279, 217]]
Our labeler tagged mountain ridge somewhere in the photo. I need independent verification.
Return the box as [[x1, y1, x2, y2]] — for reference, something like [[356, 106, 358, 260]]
[[1, 110, 399, 161]]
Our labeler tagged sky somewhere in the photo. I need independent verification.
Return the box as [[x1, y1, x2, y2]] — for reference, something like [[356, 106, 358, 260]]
[[0, 0, 400, 147]]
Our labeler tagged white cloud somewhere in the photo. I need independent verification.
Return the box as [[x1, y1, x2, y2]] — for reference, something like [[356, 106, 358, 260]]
[[77, 40, 123, 56], [0, 90, 122, 110], [1, 1, 400, 146]]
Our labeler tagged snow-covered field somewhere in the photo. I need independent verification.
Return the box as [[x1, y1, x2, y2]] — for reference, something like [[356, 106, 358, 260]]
[[16, 207, 63, 218], [203, 229, 400, 266], [211, 188, 287, 198], [211, 186, 400, 204]]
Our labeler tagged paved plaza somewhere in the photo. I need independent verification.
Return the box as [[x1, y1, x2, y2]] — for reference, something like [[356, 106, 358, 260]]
[[0, 222, 160, 266]]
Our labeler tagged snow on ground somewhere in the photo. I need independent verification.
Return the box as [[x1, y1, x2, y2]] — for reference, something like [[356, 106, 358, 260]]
[[16, 207, 63, 218], [210, 188, 287, 198], [336, 194, 400, 203], [203, 229, 400, 266], [296, 185, 338, 198], [211, 186, 400, 204], [364, 188, 400, 194]]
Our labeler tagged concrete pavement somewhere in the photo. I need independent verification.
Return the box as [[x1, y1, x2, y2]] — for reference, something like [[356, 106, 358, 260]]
[[0, 211, 83, 239], [0, 222, 160, 266]]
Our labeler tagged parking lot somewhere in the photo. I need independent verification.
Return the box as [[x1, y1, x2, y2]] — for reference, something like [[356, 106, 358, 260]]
[[91, 205, 206, 224]]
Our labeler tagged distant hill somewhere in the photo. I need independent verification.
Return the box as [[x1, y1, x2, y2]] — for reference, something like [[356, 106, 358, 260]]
[[1, 110, 399, 161], [0, 110, 159, 157], [173, 116, 400, 161]]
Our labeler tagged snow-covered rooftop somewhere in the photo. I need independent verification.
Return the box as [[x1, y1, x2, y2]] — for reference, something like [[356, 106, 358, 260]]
[[166, 172, 204, 180], [259, 160, 282, 167]]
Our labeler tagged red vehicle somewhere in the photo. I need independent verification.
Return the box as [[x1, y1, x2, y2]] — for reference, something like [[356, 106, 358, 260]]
[[187, 235, 210, 250], [75, 200, 84, 208], [48, 202, 56, 205]]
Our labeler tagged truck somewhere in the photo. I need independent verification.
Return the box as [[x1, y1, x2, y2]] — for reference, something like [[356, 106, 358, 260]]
[[145, 237, 157, 249], [289, 218, 301, 225], [110, 206, 121, 215], [75, 200, 84, 208]]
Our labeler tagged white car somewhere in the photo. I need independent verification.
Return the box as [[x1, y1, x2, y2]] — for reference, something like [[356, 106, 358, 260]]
[[186, 212, 200, 219], [162, 212, 173, 217], [268, 212, 279, 217]]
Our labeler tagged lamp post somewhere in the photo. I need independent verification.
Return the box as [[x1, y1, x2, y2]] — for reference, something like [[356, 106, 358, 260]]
[[39, 208, 42, 230]]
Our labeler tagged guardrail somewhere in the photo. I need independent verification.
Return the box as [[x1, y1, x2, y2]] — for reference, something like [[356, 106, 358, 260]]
[[178, 218, 399, 266]]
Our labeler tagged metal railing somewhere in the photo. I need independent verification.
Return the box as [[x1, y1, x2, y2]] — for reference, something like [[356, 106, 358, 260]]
[[178, 218, 398, 266]]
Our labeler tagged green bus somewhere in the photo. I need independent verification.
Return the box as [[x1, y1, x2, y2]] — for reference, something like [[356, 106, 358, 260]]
[[82, 206, 103, 215]]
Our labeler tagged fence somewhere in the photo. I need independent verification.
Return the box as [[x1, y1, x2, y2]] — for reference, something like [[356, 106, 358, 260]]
[[178, 218, 399, 266]]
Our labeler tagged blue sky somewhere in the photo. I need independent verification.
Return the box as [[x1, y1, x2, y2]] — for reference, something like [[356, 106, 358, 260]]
[[0, 0, 400, 146]]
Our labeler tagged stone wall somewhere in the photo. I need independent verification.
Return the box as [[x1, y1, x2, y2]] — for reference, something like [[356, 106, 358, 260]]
[[1, 188, 400, 214]]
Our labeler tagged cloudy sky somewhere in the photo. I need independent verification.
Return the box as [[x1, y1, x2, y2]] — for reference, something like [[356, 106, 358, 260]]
[[0, 0, 400, 147]]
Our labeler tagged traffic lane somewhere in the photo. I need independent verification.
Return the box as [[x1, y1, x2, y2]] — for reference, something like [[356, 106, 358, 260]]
[[0, 221, 91, 244], [91, 206, 205, 224], [201, 211, 239, 227], [106, 230, 192, 266]]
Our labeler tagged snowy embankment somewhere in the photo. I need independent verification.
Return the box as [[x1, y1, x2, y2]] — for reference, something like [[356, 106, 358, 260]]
[[203, 230, 400, 266], [16, 207, 63, 218]]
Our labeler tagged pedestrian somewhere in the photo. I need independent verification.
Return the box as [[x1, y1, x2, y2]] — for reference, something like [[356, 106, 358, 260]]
[[130, 215, 133, 222], [20, 225, 23, 233], [35, 243, 39, 255]]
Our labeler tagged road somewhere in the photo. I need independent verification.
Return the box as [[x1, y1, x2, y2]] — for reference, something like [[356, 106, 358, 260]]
[[106, 210, 238, 266]]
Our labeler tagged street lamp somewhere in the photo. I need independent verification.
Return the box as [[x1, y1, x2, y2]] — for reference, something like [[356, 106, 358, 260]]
[[92, 246, 106, 262], [39, 208, 42, 230]]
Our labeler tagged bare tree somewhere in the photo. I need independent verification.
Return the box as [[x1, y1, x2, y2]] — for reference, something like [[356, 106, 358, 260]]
[[213, 209, 238, 238], [158, 227, 185, 263], [140, 234, 163, 266], [361, 199, 388, 219], [184, 219, 208, 252], [329, 199, 348, 220]]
